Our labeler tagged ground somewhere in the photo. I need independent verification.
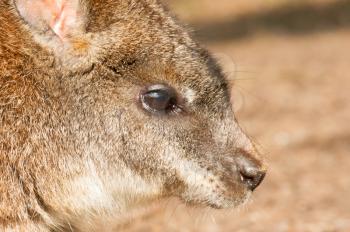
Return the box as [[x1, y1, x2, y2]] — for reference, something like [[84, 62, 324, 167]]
[[120, 1, 350, 231]]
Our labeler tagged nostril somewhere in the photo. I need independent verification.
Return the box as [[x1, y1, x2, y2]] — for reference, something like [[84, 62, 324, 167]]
[[235, 153, 266, 191], [239, 169, 266, 191]]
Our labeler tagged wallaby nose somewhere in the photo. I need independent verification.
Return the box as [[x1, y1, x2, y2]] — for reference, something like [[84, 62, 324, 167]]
[[235, 153, 266, 191]]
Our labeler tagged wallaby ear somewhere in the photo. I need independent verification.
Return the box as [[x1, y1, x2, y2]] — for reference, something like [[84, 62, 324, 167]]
[[15, 0, 85, 40]]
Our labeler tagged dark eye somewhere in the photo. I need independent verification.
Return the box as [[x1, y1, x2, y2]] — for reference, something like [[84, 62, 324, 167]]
[[139, 84, 181, 115]]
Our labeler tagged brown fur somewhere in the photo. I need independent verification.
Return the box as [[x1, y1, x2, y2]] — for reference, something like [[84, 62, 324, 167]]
[[0, 0, 266, 231]]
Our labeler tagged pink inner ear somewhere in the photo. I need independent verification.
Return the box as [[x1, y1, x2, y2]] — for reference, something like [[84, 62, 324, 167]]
[[16, 0, 80, 40], [46, 0, 77, 39]]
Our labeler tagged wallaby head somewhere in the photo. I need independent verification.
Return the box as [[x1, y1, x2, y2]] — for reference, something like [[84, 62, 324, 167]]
[[0, 0, 266, 230]]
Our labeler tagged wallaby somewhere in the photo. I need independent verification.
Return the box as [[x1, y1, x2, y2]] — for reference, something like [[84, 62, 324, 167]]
[[0, 0, 266, 231]]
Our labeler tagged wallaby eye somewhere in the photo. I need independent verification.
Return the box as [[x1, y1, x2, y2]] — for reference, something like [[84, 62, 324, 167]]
[[139, 84, 180, 115]]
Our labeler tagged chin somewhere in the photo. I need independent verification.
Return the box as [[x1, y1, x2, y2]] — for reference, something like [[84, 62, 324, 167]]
[[181, 190, 252, 210]]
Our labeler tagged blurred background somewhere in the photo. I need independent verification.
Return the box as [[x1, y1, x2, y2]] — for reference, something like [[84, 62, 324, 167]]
[[122, 0, 350, 231]]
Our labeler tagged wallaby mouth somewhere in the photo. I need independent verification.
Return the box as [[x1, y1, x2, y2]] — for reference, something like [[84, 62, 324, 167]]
[[164, 147, 266, 209]]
